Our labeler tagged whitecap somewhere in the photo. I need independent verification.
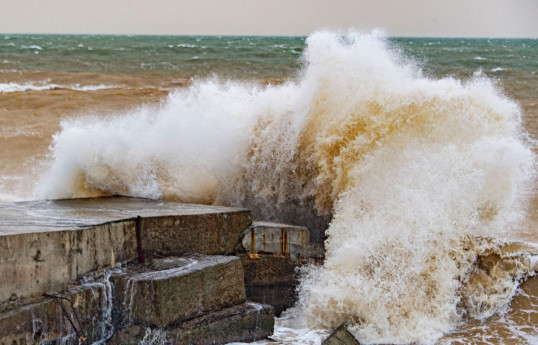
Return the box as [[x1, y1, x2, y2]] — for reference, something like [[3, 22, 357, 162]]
[[176, 43, 197, 48], [0, 82, 117, 93], [21, 44, 43, 50]]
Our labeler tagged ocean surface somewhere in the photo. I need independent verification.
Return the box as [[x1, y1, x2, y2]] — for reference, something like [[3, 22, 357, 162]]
[[0, 32, 537, 344]]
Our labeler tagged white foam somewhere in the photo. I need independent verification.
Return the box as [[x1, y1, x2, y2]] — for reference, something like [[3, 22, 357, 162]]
[[21, 44, 43, 50], [176, 43, 197, 48], [530, 255, 538, 271], [0, 81, 118, 92], [227, 321, 329, 345]]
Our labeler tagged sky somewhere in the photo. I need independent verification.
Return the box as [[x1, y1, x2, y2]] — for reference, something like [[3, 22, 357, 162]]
[[0, 0, 537, 38]]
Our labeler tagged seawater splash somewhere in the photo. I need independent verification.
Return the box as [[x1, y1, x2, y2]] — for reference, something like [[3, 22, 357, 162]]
[[80, 267, 123, 344], [140, 327, 169, 345], [122, 277, 138, 327], [37, 30, 536, 344]]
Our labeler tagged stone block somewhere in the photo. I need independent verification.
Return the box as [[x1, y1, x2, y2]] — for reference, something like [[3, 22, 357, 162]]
[[322, 324, 361, 345], [0, 285, 109, 345], [240, 222, 309, 260], [245, 285, 296, 317], [140, 210, 252, 256], [240, 255, 299, 316], [0, 222, 136, 310], [170, 302, 274, 344], [109, 302, 274, 345], [111, 255, 246, 327], [0, 197, 251, 307]]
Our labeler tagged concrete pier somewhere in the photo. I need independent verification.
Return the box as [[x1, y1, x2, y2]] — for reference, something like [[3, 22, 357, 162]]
[[0, 196, 312, 344], [0, 197, 251, 310]]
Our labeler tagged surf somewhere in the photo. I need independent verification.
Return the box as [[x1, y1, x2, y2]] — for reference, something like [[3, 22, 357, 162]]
[[36, 30, 536, 344]]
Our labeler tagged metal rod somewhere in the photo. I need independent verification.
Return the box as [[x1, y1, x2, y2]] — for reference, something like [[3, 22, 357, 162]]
[[135, 215, 146, 263], [43, 294, 84, 339]]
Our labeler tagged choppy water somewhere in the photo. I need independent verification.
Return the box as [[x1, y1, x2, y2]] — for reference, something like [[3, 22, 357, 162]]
[[0, 34, 303, 80], [1, 31, 537, 344]]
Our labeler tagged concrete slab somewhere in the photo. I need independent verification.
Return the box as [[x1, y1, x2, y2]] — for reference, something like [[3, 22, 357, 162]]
[[239, 254, 299, 316], [0, 196, 249, 235], [0, 285, 108, 345], [111, 255, 246, 327], [109, 302, 274, 345], [241, 221, 310, 260], [169, 302, 274, 345], [322, 324, 361, 345], [0, 197, 252, 308]]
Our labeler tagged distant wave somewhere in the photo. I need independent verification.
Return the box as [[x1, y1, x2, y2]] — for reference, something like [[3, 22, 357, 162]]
[[0, 81, 118, 92], [21, 44, 43, 50], [174, 43, 198, 48]]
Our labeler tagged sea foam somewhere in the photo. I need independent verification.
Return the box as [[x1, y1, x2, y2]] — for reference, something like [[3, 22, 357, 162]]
[[36, 30, 536, 344], [0, 81, 116, 92]]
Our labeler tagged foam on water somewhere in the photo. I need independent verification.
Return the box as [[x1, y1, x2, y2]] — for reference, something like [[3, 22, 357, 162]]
[[0, 81, 117, 92], [36, 30, 536, 344], [228, 318, 329, 345]]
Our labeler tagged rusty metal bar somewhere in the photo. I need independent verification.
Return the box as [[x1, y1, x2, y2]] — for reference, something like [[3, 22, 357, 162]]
[[250, 228, 256, 255], [135, 215, 145, 263], [43, 293, 86, 340]]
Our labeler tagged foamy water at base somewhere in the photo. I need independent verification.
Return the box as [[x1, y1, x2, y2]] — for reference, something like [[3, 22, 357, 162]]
[[1, 31, 536, 344], [228, 318, 329, 345], [232, 279, 538, 345]]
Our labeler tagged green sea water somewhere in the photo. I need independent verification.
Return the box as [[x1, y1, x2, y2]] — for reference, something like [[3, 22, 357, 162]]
[[1, 35, 305, 79], [1, 34, 537, 82]]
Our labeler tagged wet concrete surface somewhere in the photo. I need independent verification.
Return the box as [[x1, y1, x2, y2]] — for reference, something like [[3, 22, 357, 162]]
[[0, 196, 248, 235]]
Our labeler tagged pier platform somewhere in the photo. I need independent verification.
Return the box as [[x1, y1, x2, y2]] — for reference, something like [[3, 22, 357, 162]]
[[0, 197, 252, 309]]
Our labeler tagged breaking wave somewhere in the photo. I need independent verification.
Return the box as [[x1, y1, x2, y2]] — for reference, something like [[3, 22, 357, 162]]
[[37, 30, 536, 344], [0, 81, 117, 92]]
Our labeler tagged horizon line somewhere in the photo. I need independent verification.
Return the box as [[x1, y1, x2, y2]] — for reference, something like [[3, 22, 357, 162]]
[[2, 32, 537, 40]]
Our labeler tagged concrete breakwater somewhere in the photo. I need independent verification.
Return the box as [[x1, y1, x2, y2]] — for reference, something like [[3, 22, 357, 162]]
[[0, 197, 311, 344]]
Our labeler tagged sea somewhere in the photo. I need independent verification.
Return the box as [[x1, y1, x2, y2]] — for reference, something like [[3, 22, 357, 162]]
[[0, 31, 537, 345]]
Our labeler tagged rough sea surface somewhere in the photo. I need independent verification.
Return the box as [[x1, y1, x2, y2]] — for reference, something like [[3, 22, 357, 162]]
[[1, 31, 537, 344]]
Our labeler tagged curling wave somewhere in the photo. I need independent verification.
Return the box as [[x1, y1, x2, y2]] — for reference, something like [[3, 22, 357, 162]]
[[37, 30, 536, 344]]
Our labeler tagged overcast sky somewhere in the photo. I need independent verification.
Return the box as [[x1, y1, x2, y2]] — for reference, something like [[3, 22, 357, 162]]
[[1, 0, 537, 38]]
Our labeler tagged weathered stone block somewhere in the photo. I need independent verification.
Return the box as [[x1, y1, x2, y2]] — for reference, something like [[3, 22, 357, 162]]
[[0, 222, 136, 311], [240, 221, 309, 260], [0, 285, 108, 345], [170, 302, 274, 344], [0, 197, 252, 308], [109, 302, 274, 345], [111, 255, 246, 327], [322, 324, 361, 345], [141, 211, 252, 256], [240, 255, 299, 316], [245, 285, 296, 317]]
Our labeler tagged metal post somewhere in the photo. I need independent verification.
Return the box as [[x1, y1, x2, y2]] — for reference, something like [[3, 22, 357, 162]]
[[135, 216, 145, 263]]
